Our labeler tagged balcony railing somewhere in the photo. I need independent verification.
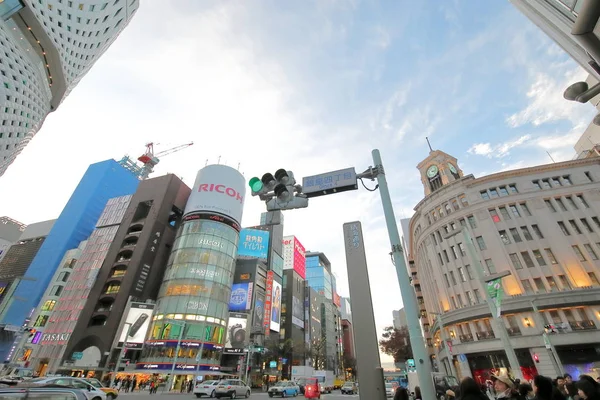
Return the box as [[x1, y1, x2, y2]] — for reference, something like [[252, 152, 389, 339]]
[[476, 331, 495, 341], [507, 327, 522, 337], [569, 320, 597, 331], [458, 333, 474, 343]]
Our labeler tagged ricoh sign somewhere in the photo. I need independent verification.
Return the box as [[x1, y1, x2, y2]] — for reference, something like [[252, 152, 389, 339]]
[[184, 165, 247, 226]]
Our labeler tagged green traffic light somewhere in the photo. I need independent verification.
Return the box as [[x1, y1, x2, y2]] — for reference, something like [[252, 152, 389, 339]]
[[249, 177, 263, 192]]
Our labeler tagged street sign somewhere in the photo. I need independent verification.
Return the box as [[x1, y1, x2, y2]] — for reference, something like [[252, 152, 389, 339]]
[[72, 352, 83, 360], [302, 167, 358, 198], [3, 325, 22, 332]]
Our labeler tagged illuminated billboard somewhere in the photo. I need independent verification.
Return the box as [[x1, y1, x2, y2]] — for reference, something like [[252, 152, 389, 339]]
[[238, 229, 269, 260], [228, 282, 254, 312], [282, 236, 306, 279], [118, 302, 155, 349], [225, 313, 248, 353], [270, 280, 282, 332]]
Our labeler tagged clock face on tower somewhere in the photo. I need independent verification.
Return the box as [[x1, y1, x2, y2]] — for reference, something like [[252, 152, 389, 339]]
[[426, 165, 439, 178], [448, 163, 458, 174]]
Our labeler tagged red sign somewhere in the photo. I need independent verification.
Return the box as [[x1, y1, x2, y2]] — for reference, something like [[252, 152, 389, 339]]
[[198, 183, 243, 203], [333, 292, 341, 308], [264, 271, 274, 334], [292, 237, 306, 279]]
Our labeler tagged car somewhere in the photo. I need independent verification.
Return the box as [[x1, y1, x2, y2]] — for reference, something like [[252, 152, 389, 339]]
[[267, 381, 300, 397], [340, 381, 357, 395], [0, 385, 90, 399], [20, 377, 107, 400], [303, 378, 320, 399], [83, 378, 119, 400], [214, 379, 251, 399], [385, 383, 395, 398], [194, 379, 221, 398]]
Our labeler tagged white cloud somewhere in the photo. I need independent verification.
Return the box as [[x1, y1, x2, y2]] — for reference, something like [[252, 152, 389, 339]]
[[468, 143, 493, 157], [468, 135, 531, 158]]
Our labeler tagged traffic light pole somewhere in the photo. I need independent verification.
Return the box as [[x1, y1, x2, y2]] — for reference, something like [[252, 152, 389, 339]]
[[369, 150, 437, 400], [531, 300, 563, 375]]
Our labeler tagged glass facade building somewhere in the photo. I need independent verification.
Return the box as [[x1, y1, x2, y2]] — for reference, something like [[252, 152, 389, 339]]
[[306, 256, 332, 300], [141, 218, 241, 370]]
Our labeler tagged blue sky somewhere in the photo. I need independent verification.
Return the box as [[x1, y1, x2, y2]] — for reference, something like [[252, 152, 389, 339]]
[[0, 0, 596, 368]]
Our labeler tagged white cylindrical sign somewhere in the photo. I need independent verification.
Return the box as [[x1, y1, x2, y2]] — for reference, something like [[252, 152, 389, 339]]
[[184, 164, 246, 225]]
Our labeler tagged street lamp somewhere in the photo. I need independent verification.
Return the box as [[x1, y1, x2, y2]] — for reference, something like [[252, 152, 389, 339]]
[[163, 319, 186, 393], [530, 299, 564, 375], [429, 312, 458, 377], [443, 227, 523, 380]]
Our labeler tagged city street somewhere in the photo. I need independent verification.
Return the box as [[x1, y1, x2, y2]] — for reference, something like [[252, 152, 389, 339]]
[[118, 391, 361, 399]]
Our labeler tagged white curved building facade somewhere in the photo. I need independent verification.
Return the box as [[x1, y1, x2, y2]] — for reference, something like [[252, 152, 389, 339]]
[[409, 149, 600, 383], [0, 0, 138, 176]]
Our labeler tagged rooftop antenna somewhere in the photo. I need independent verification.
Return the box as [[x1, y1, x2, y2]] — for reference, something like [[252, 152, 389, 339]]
[[205, 159, 208, 166], [237, 162, 240, 171], [217, 156, 221, 164], [546, 151, 556, 163], [426, 137, 434, 152]]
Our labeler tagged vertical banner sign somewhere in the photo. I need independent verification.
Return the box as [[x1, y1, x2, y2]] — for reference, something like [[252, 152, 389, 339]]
[[486, 278, 503, 317], [134, 222, 165, 295], [264, 271, 274, 335]]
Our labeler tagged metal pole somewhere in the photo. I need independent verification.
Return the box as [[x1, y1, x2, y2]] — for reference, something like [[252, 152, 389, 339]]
[[433, 313, 458, 377], [166, 321, 185, 393], [531, 300, 564, 375], [195, 322, 206, 382], [244, 345, 253, 384], [112, 323, 132, 388], [371, 149, 437, 400], [461, 229, 523, 380]]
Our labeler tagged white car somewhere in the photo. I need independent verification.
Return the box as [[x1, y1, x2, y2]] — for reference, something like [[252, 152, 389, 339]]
[[23, 377, 107, 400], [385, 383, 395, 398], [194, 379, 221, 398]]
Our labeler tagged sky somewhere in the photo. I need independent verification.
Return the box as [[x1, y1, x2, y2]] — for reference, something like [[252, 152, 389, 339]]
[[0, 0, 597, 369]]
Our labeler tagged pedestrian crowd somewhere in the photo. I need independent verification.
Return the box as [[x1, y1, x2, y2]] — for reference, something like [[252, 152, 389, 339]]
[[393, 373, 600, 400]]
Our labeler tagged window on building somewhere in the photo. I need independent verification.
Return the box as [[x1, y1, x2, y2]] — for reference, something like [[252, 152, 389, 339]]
[[498, 186, 509, 196], [531, 224, 544, 239], [584, 244, 599, 260], [50, 285, 63, 296], [509, 204, 521, 218], [544, 248, 558, 264], [451, 199, 460, 211], [551, 177, 561, 187], [593, 217, 600, 230], [449, 246, 458, 259], [499, 206, 511, 220], [466, 264, 474, 280], [581, 218, 594, 233], [458, 267, 466, 282], [509, 184, 518, 193], [521, 251, 536, 268], [520, 226, 533, 241], [458, 242, 466, 256], [443, 250, 450, 263], [569, 220, 582, 234], [499, 230, 511, 245], [480, 191, 490, 200], [542, 179, 551, 189], [532, 180, 542, 190], [520, 202, 532, 216], [589, 272, 600, 286], [476, 236, 486, 250], [558, 274, 571, 290], [34, 315, 48, 327], [485, 258, 496, 274], [466, 291, 475, 305], [57, 272, 70, 282], [533, 278, 546, 293], [532, 250, 547, 266], [557, 221, 570, 236], [449, 271, 457, 285], [489, 188, 499, 198], [473, 289, 482, 303], [459, 218, 467, 228], [577, 195, 590, 208], [563, 175, 572, 185], [566, 196, 578, 210], [456, 294, 463, 307], [41, 300, 56, 311], [572, 245, 587, 262], [510, 253, 523, 269], [585, 171, 593, 182], [468, 215, 477, 229], [438, 253, 444, 266], [545, 199, 556, 212], [489, 209, 501, 223], [521, 279, 534, 294], [555, 198, 567, 211], [509, 228, 522, 243], [444, 274, 450, 288]]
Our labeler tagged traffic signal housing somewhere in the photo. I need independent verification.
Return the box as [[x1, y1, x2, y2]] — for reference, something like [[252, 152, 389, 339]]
[[249, 169, 308, 211]]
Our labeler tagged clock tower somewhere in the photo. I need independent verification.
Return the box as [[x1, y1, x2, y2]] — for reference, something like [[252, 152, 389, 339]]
[[417, 144, 464, 196]]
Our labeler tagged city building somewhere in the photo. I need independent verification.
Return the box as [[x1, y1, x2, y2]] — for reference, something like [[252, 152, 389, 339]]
[[340, 296, 355, 362], [0, 159, 139, 355], [305, 251, 341, 374], [408, 147, 600, 382], [11, 240, 87, 369], [26, 195, 132, 375], [63, 174, 189, 375], [0, 0, 139, 176], [137, 165, 244, 385], [305, 286, 325, 369], [392, 309, 407, 330], [0, 217, 26, 263]]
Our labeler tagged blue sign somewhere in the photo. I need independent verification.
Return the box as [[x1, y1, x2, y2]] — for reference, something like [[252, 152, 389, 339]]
[[229, 283, 251, 312], [269, 361, 277, 368], [302, 167, 357, 198], [238, 229, 270, 260]]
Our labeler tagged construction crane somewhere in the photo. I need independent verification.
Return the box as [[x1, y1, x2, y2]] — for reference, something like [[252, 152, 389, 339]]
[[117, 141, 194, 180]]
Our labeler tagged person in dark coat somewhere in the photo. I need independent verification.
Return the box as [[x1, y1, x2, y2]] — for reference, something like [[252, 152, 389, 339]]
[[457, 377, 489, 400], [414, 386, 422, 400], [534, 375, 554, 400], [576, 379, 600, 400], [518, 383, 533, 400], [394, 387, 410, 400]]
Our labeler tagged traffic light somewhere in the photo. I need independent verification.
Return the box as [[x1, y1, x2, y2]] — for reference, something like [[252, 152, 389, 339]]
[[544, 324, 558, 334], [249, 169, 308, 211], [24, 328, 36, 338], [533, 353, 539, 363]]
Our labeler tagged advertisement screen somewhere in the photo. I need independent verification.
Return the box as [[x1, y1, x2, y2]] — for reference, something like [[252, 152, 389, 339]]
[[253, 296, 264, 332], [333, 292, 341, 308], [270, 280, 282, 332], [292, 296, 304, 329], [118, 303, 155, 348], [229, 282, 253, 312], [293, 238, 306, 279], [238, 229, 269, 260], [263, 271, 274, 334], [225, 313, 248, 351], [184, 164, 246, 225], [272, 252, 283, 278]]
